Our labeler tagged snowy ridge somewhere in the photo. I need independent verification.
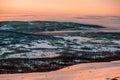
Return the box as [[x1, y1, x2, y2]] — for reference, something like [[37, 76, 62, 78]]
[[0, 31, 120, 59], [0, 21, 104, 33]]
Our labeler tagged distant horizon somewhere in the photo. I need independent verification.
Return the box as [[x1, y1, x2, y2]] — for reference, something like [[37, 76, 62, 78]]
[[0, 0, 120, 28], [0, 0, 120, 15], [0, 14, 120, 28]]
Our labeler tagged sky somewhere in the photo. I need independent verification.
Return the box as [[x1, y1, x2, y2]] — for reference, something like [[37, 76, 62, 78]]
[[0, 0, 120, 16]]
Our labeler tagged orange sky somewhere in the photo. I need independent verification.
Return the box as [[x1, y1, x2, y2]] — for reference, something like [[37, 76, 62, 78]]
[[0, 0, 120, 16]]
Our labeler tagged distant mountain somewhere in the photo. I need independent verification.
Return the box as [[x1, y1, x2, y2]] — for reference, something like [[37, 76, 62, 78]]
[[0, 21, 104, 33]]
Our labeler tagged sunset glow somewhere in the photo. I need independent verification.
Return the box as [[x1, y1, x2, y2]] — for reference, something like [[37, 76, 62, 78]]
[[0, 0, 120, 16], [0, 0, 120, 78]]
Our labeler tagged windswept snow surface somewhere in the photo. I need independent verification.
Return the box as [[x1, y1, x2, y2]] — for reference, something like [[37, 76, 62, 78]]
[[0, 61, 120, 80]]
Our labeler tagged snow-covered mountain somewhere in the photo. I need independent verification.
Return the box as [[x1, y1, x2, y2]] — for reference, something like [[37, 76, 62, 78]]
[[0, 31, 120, 59], [0, 21, 103, 33], [0, 21, 120, 73]]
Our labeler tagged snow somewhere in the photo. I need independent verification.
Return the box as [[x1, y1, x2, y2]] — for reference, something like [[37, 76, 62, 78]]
[[0, 34, 120, 59], [0, 48, 13, 56], [61, 36, 92, 42], [112, 40, 120, 44], [0, 25, 14, 30], [31, 41, 57, 48], [4, 50, 60, 59], [96, 46, 120, 52], [0, 61, 120, 80]]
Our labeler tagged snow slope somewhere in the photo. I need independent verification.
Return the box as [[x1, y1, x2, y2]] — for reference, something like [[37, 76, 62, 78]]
[[0, 61, 120, 80]]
